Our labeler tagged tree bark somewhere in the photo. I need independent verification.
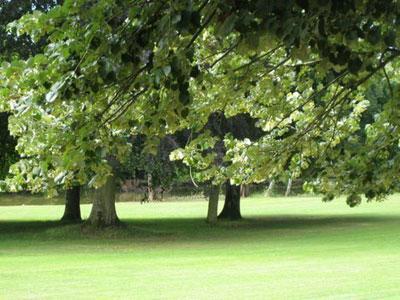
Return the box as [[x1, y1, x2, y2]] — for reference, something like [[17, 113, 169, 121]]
[[285, 177, 292, 197], [207, 185, 220, 224], [240, 184, 250, 197], [87, 174, 119, 226], [147, 173, 154, 202], [218, 181, 241, 220], [265, 179, 275, 196], [61, 186, 81, 223]]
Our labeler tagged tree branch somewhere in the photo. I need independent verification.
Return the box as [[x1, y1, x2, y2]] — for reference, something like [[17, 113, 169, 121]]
[[186, 8, 217, 49], [232, 44, 284, 72], [209, 39, 241, 69], [101, 88, 147, 126]]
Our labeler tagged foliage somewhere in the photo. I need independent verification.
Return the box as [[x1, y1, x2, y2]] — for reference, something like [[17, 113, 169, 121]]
[[120, 134, 190, 189], [0, 0, 62, 181], [0, 0, 399, 203], [0, 0, 62, 60], [305, 67, 400, 204]]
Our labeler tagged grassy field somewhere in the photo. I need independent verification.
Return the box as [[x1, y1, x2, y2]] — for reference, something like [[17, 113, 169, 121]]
[[1, 195, 400, 299]]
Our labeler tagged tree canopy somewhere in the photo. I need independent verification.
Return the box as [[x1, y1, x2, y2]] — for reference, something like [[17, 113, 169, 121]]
[[0, 0, 399, 204], [0, 0, 62, 180]]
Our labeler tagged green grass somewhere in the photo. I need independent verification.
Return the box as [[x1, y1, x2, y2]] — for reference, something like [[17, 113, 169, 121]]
[[1, 195, 400, 299]]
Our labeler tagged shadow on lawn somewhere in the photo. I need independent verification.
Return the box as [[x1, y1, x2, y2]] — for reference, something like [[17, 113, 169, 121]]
[[0, 214, 398, 242]]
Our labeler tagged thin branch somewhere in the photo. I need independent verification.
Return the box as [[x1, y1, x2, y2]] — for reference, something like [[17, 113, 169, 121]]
[[198, 0, 210, 13], [382, 66, 394, 99], [101, 88, 147, 126], [321, 98, 345, 155], [189, 165, 199, 188], [209, 39, 241, 69], [299, 88, 351, 140], [260, 56, 290, 77], [263, 70, 349, 135], [73, 48, 89, 75], [379, 50, 394, 100], [286, 51, 400, 147], [186, 7, 217, 49], [97, 65, 147, 121], [232, 44, 284, 72], [284, 60, 322, 68], [261, 51, 400, 171]]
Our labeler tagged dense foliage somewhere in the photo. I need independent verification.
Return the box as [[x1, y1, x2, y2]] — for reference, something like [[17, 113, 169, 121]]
[[0, 0, 399, 205], [0, 0, 62, 179]]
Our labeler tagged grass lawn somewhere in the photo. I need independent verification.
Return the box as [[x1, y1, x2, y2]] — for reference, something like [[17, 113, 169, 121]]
[[1, 194, 400, 299]]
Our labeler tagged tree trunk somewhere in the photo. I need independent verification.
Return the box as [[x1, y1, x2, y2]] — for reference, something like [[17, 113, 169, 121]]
[[265, 179, 275, 196], [207, 185, 220, 224], [159, 186, 165, 201], [87, 174, 119, 226], [61, 186, 81, 222], [285, 177, 292, 197], [218, 181, 241, 220], [147, 173, 154, 202], [240, 184, 250, 197]]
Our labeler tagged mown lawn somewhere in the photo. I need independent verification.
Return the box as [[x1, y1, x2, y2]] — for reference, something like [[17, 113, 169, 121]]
[[1, 195, 400, 299]]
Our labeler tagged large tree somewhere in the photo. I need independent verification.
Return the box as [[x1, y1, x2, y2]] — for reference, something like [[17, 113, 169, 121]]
[[0, 0, 50, 180], [1, 0, 399, 225], [205, 113, 262, 220], [0, 0, 83, 222]]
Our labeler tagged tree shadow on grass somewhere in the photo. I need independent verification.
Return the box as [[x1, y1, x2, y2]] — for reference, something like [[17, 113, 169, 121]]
[[126, 214, 400, 238], [0, 214, 398, 243], [0, 220, 61, 235]]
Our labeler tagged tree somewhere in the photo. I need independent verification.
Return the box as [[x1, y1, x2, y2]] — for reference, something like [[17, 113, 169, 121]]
[[285, 177, 293, 197], [265, 180, 275, 197], [61, 186, 81, 222], [0, 1, 60, 180], [218, 181, 241, 220], [1, 0, 399, 227], [210, 113, 262, 219], [305, 69, 400, 205], [87, 172, 119, 226], [205, 184, 220, 224], [168, 1, 400, 210], [0, 0, 84, 222]]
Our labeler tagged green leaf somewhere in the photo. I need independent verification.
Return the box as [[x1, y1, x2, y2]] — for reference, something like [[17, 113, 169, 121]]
[[54, 171, 67, 184], [46, 80, 65, 103]]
